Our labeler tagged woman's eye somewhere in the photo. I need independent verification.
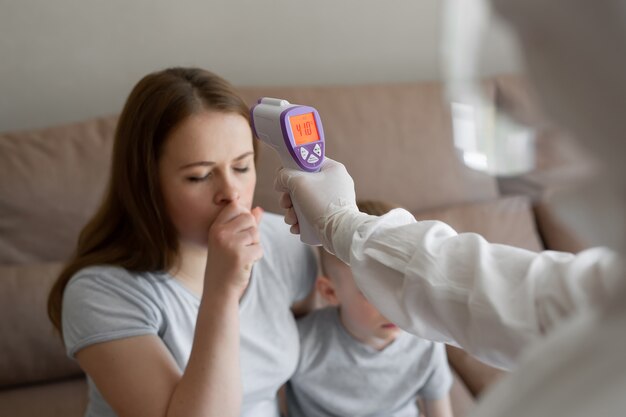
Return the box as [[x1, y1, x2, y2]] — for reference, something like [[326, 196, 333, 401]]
[[187, 173, 211, 182], [234, 166, 250, 173]]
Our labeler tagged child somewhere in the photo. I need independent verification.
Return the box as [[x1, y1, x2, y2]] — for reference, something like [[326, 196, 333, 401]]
[[287, 200, 454, 417]]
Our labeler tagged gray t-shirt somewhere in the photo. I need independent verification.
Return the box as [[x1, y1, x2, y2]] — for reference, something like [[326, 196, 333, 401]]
[[286, 307, 453, 417], [62, 213, 317, 417]]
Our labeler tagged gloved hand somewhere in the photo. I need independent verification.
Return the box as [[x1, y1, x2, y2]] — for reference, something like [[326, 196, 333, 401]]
[[274, 158, 362, 257]]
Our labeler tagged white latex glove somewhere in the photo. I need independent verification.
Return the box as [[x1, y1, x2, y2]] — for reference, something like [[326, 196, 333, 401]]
[[274, 158, 366, 260]]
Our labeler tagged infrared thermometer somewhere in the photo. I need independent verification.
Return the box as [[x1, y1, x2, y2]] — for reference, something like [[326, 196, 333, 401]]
[[250, 98, 325, 246]]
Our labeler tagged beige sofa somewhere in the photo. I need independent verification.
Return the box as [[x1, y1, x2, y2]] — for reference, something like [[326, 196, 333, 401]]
[[0, 77, 592, 416]]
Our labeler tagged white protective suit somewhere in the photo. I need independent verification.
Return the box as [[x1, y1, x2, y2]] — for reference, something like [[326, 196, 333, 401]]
[[274, 0, 626, 415], [326, 208, 624, 370]]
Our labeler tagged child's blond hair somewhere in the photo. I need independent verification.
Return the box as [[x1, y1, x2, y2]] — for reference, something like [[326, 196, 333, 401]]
[[318, 199, 400, 277]]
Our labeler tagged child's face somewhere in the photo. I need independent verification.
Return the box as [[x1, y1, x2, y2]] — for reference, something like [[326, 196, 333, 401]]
[[158, 111, 256, 247], [322, 254, 401, 349]]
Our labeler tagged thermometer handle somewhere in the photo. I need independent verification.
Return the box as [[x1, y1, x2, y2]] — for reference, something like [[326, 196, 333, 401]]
[[291, 195, 320, 246], [279, 155, 321, 246]]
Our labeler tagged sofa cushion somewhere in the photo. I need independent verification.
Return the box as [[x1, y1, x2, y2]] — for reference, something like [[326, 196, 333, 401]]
[[0, 82, 500, 265], [0, 263, 82, 388], [0, 377, 87, 417], [534, 194, 589, 253], [0, 116, 117, 265], [238, 83, 499, 215], [446, 345, 503, 398]]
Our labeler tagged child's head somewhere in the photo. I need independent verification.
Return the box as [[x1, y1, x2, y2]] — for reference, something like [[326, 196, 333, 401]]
[[317, 200, 401, 349]]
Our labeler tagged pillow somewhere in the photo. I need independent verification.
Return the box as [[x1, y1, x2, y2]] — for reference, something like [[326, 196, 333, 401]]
[[0, 115, 117, 265], [0, 263, 82, 388]]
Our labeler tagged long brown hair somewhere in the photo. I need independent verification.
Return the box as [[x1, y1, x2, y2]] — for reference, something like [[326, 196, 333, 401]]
[[48, 67, 256, 333]]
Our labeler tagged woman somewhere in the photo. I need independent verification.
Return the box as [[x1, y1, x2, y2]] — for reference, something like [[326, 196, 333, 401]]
[[48, 67, 317, 417]]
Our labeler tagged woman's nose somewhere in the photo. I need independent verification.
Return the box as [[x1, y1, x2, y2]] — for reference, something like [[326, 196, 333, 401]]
[[214, 176, 240, 205]]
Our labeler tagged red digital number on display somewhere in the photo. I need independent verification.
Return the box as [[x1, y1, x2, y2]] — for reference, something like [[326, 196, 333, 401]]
[[290, 113, 320, 146]]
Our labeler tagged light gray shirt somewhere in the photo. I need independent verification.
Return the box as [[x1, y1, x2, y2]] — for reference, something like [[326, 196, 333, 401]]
[[287, 307, 453, 417], [62, 213, 317, 417]]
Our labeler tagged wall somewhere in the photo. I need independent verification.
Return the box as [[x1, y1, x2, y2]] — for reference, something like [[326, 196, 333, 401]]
[[0, 0, 520, 132]]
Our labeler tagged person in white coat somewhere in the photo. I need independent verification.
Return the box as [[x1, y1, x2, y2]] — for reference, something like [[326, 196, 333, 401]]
[[274, 0, 626, 415]]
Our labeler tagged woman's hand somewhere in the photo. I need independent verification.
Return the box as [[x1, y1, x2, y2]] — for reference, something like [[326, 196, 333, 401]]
[[205, 202, 264, 298]]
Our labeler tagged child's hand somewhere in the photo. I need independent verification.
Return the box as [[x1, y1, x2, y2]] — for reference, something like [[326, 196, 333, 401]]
[[204, 202, 264, 299]]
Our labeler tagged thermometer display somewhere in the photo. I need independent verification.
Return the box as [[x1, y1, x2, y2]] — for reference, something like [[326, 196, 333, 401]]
[[290, 112, 320, 145]]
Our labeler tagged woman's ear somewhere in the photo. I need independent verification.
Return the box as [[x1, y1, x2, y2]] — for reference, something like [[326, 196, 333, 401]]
[[316, 275, 339, 305]]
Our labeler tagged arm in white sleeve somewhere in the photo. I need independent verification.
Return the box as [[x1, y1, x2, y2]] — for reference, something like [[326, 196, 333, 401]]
[[329, 208, 623, 370]]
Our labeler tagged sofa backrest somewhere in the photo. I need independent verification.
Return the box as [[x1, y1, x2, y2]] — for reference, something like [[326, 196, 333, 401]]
[[0, 81, 499, 267]]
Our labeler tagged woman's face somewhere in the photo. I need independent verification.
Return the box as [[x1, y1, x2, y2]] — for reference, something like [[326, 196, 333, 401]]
[[158, 111, 256, 247]]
